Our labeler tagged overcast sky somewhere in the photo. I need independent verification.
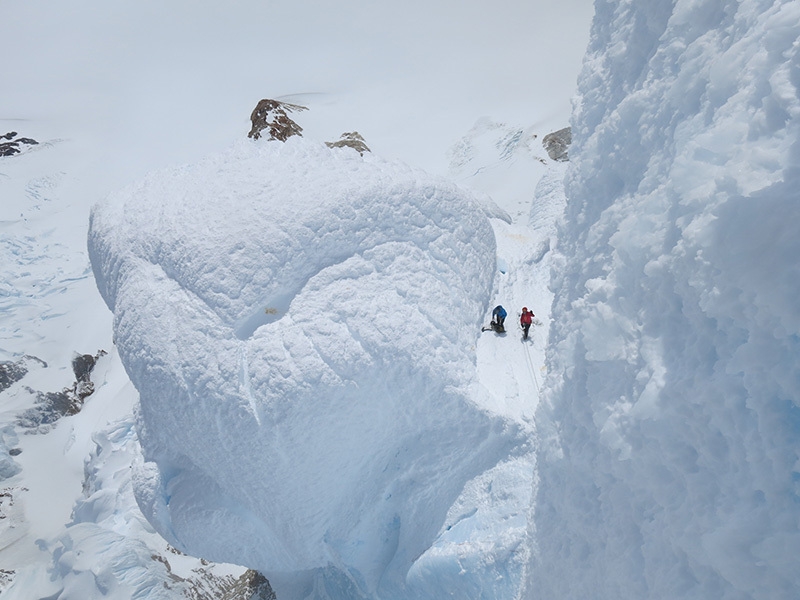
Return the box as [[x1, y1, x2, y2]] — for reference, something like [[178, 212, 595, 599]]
[[2, 0, 594, 181]]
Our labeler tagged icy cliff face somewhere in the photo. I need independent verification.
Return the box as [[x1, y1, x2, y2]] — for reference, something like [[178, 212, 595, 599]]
[[531, 0, 800, 598], [88, 138, 526, 598]]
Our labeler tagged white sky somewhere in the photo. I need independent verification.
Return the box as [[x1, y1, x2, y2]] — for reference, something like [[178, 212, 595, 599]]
[[1, 0, 594, 183]]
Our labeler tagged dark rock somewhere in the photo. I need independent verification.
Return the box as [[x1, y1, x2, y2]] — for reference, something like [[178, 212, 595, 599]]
[[17, 389, 77, 429], [0, 132, 39, 157], [75, 380, 95, 400], [8, 449, 20, 457], [72, 353, 97, 383], [0, 362, 27, 392], [247, 99, 307, 141], [219, 570, 276, 600], [0, 355, 47, 393], [16, 350, 106, 430], [542, 127, 572, 162], [150, 552, 276, 600], [326, 131, 371, 155], [72, 350, 106, 399], [0, 568, 14, 594]]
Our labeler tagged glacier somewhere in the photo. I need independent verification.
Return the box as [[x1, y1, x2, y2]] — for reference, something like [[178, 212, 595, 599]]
[[529, 0, 800, 598], [3, 0, 799, 597], [87, 137, 530, 598]]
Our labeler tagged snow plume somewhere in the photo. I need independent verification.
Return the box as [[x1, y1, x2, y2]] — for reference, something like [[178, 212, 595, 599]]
[[88, 137, 527, 599], [530, 0, 800, 598]]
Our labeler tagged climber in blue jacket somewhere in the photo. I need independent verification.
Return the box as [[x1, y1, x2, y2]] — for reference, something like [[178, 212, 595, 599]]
[[491, 305, 507, 331]]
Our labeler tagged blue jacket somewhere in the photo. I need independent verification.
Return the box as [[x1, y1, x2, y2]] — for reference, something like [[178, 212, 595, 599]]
[[492, 305, 507, 319]]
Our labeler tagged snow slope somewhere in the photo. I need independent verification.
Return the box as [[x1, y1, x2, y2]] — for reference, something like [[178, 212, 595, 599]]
[[530, 0, 800, 598]]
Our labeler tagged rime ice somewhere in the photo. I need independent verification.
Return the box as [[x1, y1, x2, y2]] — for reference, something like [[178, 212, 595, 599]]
[[530, 1, 800, 598], [88, 137, 527, 598]]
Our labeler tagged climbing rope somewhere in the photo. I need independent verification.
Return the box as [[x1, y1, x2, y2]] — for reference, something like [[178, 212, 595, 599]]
[[520, 321, 541, 396]]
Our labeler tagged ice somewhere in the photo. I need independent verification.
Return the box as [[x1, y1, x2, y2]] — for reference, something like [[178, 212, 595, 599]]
[[88, 137, 529, 597], [10, 0, 799, 597], [529, 1, 800, 598]]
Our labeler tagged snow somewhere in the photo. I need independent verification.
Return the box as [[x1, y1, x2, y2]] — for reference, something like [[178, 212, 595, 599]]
[[529, 0, 800, 598], [1, 0, 593, 597], [87, 136, 533, 597], [9, 0, 798, 598]]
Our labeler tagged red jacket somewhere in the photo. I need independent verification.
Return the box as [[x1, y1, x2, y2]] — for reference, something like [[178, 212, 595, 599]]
[[520, 311, 533, 325]]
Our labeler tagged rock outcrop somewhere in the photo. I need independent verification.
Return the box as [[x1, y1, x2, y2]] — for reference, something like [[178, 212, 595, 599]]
[[325, 131, 371, 155], [542, 127, 571, 162], [247, 99, 307, 141], [0, 356, 47, 393], [0, 132, 38, 157], [16, 350, 106, 430]]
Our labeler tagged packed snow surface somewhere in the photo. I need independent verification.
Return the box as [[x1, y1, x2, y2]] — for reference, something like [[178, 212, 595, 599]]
[[529, 0, 800, 598], [88, 137, 529, 597]]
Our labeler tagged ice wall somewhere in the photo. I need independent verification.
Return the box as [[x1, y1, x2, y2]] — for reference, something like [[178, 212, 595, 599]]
[[530, 0, 800, 598], [88, 138, 527, 599]]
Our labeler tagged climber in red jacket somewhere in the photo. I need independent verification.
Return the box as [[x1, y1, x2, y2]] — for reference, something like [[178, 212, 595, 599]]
[[520, 307, 534, 340]]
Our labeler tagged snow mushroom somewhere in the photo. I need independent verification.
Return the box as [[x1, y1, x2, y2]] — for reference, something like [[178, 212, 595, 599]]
[[89, 136, 527, 598]]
